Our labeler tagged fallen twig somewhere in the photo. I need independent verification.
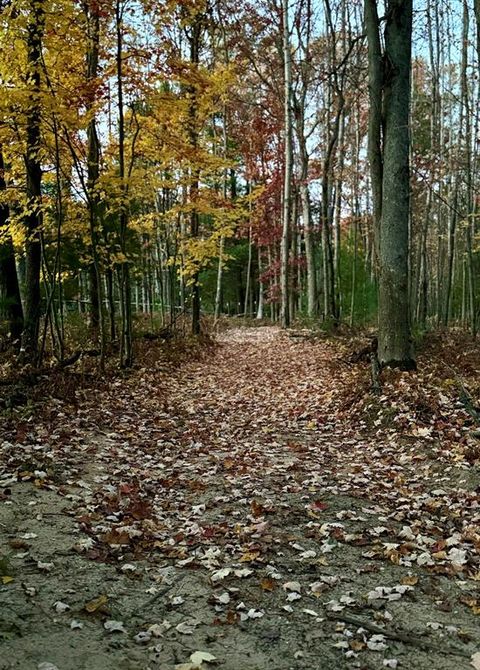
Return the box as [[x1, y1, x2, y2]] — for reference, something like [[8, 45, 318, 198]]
[[327, 612, 471, 658], [131, 577, 182, 617]]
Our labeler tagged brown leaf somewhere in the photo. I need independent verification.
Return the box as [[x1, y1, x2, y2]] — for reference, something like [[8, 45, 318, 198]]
[[260, 578, 275, 592], [350, 640, 366, 651], [129, 500, 153, 520], [225, 610, 239, 625], [103, 529, 131, 545], [250, 500, 264, 518], [9, 539, 30, 550]]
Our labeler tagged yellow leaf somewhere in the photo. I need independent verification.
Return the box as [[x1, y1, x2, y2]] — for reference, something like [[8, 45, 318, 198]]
[[1, 576, 14, 584], [84, 594, 108, 613], [460, 596, 480, 614], [239, 551, 260, 563], [315, 557, 329, 566]]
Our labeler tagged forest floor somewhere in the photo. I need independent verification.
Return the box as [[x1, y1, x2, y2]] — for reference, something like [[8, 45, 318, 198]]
[[1, 326, 480, 670]]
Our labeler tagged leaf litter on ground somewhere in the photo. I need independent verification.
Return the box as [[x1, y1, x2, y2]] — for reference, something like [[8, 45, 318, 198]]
[[1, 326, 480, 669]]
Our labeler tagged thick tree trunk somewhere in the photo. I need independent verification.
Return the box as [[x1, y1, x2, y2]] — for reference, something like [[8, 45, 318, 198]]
[[377, 0, 415, 369], [292, 0, 316, 318]]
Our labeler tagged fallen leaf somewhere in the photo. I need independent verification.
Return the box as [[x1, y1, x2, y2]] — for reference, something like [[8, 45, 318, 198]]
[[211, 567, 231, 582], [103, 529, 131, 545], [37, 561, 54, 572], [148, 620, 171, 636], [234, 568, 253, 578], [190, 651, 217, 664], [84, 594, 108, 613], [250, 500, 264, 517], [104, 620, 126, 633], [176, 620, 199, 634], [239, 551, 260, 563], [367, 634, 387, 651], [350, 640, 366, 651], [215, 592, 230, 604], [260, 577, 275, 591], [53, 601, 70, 613]]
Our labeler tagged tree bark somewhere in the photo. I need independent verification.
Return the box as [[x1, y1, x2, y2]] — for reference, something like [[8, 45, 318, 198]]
[[0, 148, 24, 343], [82, 0, 107, 371], [116, 0, 132, 366], [21, 0, 44, 362], [377, 0, 415, 368], [83, 0, 103, 344], [188, 12, 202, 335], [280, 0, 292, 328], [365, 0, 415, 367], [364, 0, 383, 268]]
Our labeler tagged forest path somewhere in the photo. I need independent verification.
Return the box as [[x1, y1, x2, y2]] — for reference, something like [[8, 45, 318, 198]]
[[1, 326, 480, 670]]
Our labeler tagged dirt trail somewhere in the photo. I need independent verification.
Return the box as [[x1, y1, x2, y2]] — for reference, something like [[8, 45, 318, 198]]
[[1, 327, 479, 670]]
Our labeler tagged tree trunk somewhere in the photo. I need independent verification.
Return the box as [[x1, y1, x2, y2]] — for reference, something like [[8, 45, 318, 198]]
[[256, 247, 264, 319], [83, 0, 104, 349], [370, 0, 415, 369], [187, 12, 203, 335], [0, 149, 23, 343], [214, 236, 224, 321], [364, 0, 383, 268], [280, 0, 292, 329], [116, 0, 132, 366], [378, 0, 415, 367], [300, 182, 316, 317], [21, 0, 44, 362]]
